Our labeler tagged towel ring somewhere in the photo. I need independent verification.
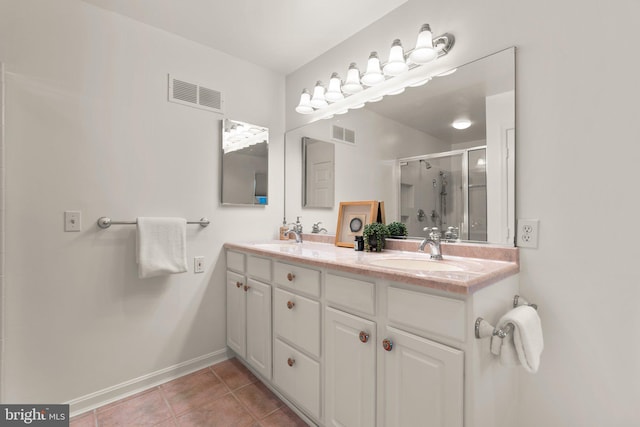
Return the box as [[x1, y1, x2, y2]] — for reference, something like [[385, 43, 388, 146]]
[[474, 294, 538, 339]]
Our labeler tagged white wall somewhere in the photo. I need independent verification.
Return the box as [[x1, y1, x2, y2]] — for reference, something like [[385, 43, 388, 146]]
[[286, 0, 640, 425], [0, 0, 284, 409], [285, 107, 449, 233]]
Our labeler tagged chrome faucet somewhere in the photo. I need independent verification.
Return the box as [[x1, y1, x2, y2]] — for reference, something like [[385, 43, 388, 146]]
[[284, 216, 303, 243], [419, 227, 443, 260], [311, 221, 327, 234]]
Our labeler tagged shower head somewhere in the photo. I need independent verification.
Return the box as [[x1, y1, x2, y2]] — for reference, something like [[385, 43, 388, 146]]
[[420, 159, 432, 169]]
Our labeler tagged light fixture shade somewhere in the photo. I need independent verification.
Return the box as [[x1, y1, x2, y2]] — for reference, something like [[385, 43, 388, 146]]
[[325, 72, 344, 102], [361, 52, 385, 86], [383, 39, 408, 76], [295, 89, 314, 114], [409, 76, 432, 87], [310, 81, 328, 108], [452, 119, 472, 129], [409, 24, 437, 64], [386, 87, 405, 96], [342, 63, 363, 94]]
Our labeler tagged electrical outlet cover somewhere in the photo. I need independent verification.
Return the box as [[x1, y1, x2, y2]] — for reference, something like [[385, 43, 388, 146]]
[[517, 219, 539, 248]]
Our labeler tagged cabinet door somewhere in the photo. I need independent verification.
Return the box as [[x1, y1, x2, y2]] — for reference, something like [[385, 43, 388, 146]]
[[325, 307, 376, 427], [226, 271, 246, 357], [383, 326, 463, 427], [246, 279, 272, 379], [274, 338, 321, 419]]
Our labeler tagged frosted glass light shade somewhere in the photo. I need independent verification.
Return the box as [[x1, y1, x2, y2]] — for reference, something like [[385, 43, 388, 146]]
[[295, 89, 313, 114], [383, 39, 408, 76], [310, 81, 328, 108], [452, 119, 471, 129], [361, 52, 385, 86], [325, 72, 344, 102], [409, 76, 432, 87], [342, 63, 363, 94], [387, 87, 405, 96], [409, 24, 437, 64]]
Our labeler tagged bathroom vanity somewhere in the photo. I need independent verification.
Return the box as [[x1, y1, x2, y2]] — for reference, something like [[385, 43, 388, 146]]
[[224, 238, 519, 427]]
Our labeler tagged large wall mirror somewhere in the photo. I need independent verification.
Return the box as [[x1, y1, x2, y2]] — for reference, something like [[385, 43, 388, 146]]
[[221, 119, 269, 205], [285, 47, 515, 245]]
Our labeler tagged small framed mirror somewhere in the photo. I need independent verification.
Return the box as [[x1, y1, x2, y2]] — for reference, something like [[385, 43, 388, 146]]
[[302, 137, 335, 208], [221, 119, 269, 205]]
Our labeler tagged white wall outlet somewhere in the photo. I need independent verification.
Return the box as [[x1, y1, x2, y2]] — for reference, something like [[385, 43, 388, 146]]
[[64, 211, 82, 232], [517, 219, 539, 248], [194, 256, 205, 273]]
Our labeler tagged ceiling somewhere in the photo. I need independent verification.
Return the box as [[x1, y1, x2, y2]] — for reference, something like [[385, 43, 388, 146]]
[[81, 0, 407, 74]]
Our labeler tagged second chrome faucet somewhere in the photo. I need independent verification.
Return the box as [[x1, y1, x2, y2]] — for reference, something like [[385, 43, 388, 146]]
[[419, 227, 443, 260]]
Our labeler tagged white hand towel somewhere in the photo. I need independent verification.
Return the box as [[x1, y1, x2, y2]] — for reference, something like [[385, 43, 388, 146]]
[[136, 217, 188, 279], [494, 305, 544, 373]]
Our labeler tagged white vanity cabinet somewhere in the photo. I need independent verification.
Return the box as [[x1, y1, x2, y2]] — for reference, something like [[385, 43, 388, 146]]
[[225, 251, 272, 380], [225, 246, 520, 427]]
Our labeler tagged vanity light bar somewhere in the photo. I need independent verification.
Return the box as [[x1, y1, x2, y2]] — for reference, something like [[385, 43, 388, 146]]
[[295, 24, 455, 119]]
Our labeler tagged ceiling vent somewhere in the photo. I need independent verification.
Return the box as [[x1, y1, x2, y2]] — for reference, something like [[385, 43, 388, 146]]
[[331, 124, 356, 144], [168, 74, 223, 114]]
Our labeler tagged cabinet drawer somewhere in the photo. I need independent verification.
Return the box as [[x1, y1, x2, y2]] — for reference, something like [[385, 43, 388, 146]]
[[274, 262, 320, 298], [326, 273, 375, 316], [247, 255, 271, 282], [274, 288, 321, 357], [226, 250, 245, 273], [274, 338, 321, 419], [387, 286, 466, 342]]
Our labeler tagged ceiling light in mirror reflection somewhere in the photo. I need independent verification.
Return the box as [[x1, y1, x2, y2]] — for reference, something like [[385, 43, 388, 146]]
[[452, 119, 472, 130], [222, 121, 268, 154], [295, 23, 455, 119]]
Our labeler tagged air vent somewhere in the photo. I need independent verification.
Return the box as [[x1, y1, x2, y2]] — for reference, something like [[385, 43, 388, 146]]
[[168, 74, 223, 114], [331, 124, 356, 144]]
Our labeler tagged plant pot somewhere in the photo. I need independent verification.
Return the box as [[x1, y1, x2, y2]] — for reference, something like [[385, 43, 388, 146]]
[[367, 236, 385, 252]]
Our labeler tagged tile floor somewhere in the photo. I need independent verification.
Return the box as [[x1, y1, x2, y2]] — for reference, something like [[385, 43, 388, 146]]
[[69, 358, 308, 426]]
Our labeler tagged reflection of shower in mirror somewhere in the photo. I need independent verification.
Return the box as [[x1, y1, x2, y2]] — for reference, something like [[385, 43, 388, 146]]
[[399, 146, 487, 241]]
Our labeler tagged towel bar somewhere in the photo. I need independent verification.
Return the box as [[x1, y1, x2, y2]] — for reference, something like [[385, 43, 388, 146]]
[[474, 295, 538, 339], [97, 217, 210, 229]]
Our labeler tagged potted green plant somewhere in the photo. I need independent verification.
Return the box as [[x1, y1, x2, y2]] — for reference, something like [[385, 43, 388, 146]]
[[387, 221, 408, 238], [363, 222, 389, 252]]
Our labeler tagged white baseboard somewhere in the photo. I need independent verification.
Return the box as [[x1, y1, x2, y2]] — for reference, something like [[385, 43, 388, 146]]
[[67, 349, 230, 417]]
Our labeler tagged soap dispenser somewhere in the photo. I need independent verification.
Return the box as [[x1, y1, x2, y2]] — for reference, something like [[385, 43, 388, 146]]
[[279, 217, 288, 240]]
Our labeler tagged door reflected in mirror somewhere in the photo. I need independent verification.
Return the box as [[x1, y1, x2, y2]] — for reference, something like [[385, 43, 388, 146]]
[[302, 137, 335, 208], [221, 119, 269, 205]]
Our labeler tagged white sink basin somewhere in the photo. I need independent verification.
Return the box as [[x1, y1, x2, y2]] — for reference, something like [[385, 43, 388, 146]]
[[367, 258, 464, 272]]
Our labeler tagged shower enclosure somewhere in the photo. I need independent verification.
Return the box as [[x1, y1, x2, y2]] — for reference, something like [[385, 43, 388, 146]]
[[398, 146, 487, 241]]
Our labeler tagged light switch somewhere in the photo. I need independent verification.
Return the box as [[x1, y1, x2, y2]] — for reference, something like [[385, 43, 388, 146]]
[[194, 256, 205, 273], [64, 211, 82, 232]]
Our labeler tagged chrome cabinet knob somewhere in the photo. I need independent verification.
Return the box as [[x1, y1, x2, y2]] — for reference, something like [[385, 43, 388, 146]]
[[287, 357, 295, 367], [359, 331, 370, 343], [287, 273, 295, 282], [382, 339, 393, 352], [287, 301, 295, 309]]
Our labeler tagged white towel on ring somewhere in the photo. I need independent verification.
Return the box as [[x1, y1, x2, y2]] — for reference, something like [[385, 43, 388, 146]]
[[136, 217, 187, 279], [491, 305, 544, 373]]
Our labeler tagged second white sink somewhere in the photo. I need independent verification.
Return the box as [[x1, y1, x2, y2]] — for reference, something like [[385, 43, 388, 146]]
[[367, 257, 464, 272]]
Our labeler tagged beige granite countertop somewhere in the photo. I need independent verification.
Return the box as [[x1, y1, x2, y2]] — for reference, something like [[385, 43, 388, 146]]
[[224, 235, 519, 295]]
